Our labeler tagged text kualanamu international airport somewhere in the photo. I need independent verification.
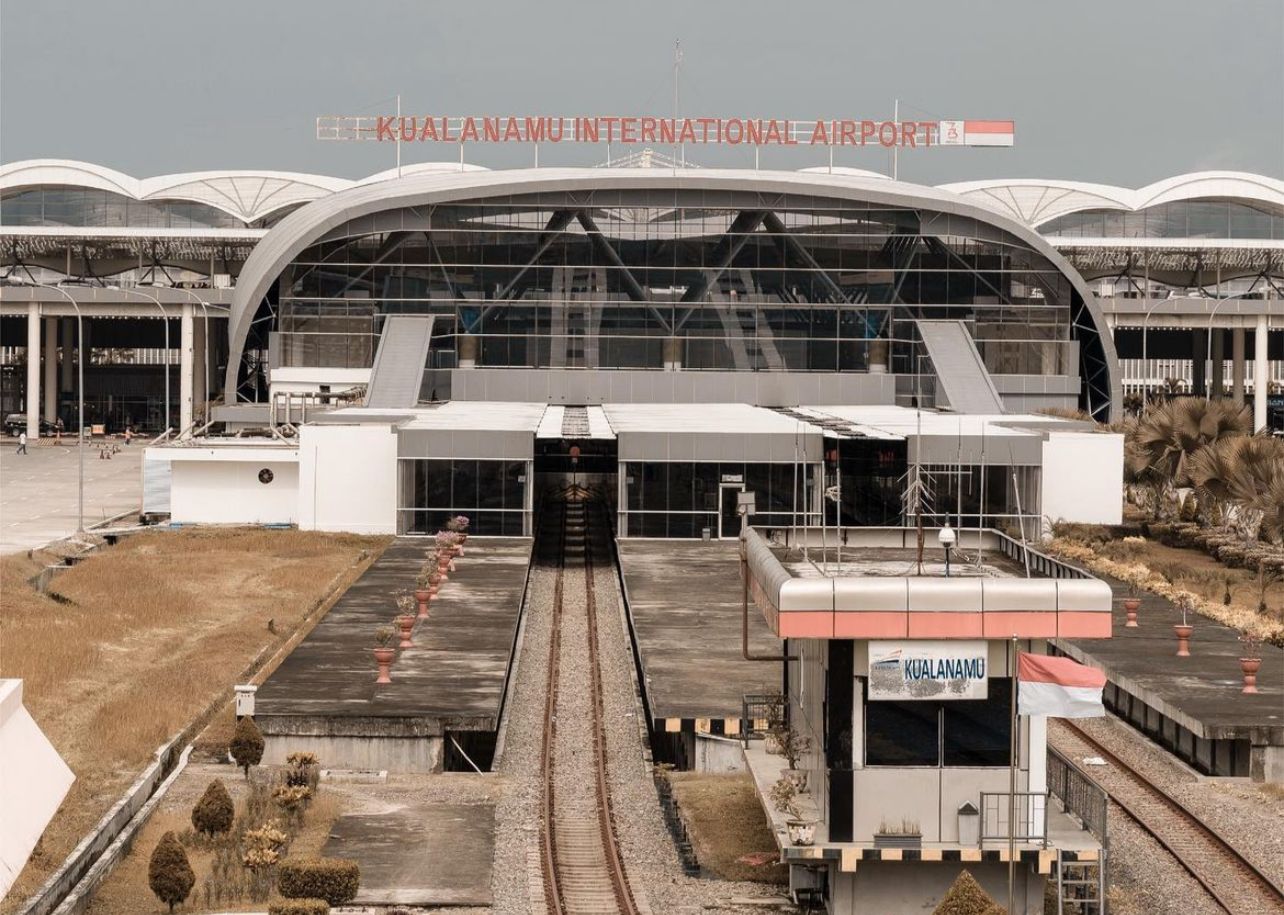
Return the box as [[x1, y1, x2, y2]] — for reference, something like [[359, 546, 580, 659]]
[[373, 116, 944, 148]]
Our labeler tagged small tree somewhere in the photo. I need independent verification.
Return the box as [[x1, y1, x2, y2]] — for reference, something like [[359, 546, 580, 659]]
[[230, 715, 265, 779], [933, 869, 1006, 915], [148, 831, 195, 913], [191, 778, 235, 837]]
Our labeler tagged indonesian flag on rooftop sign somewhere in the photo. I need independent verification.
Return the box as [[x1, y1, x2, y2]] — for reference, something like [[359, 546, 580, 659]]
[[938, 120, 1015, 147], [1017, 653, 1106, 718]]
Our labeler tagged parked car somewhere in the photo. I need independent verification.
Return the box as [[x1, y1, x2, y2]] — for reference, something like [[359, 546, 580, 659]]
[[4, 414, 59, 436]]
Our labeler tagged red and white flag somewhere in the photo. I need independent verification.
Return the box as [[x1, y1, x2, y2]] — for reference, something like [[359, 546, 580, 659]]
[[1017, 654, 1106, 718]]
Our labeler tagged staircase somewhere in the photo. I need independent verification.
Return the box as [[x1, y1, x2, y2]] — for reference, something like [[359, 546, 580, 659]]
[[364, 314, 435, 409], [914, 319, 1005, 414], [1055, 852, 1105, 915]]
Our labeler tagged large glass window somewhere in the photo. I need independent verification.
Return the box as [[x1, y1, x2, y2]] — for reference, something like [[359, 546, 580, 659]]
[[864, 679, 1013, 768], [400, 458, 526, 535], [622, 460, 816, 537], [265, 192, 1077, 385]]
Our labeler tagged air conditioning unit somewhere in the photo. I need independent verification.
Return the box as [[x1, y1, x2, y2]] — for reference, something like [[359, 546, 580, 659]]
[[212, 274, 232, 289]]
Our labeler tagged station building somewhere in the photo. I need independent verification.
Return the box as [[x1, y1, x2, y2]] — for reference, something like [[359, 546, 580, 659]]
[[1, 160, 1279, 533]]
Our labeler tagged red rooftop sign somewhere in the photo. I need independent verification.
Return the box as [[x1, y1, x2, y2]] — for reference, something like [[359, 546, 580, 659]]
[[317, 115, 1014, 148]]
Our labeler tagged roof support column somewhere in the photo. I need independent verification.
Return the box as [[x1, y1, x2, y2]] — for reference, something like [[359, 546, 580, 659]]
[[26, 303, 41, 438], [1191, 329, 1207, 397], [1254, 314, 1269, 432], [1210, 325, 1225, 398], [180, 303, 195, 432], [43, 317, 57, 423], [1231, 327, 1246, 405]]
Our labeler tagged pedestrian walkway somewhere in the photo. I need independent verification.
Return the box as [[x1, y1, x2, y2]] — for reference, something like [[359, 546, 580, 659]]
[[0, 441, 143, 554]]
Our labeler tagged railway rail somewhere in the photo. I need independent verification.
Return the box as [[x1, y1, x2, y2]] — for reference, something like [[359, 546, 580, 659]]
[[1055, 719, 1284, 915], [538, 498, 641, 915]]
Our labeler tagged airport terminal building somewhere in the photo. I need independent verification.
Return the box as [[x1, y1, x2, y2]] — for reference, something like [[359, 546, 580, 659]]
[[1, 160, 1280, 534]]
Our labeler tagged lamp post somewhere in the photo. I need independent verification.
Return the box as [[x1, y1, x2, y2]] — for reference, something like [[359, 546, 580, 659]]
[[938, 522, 956, 577], [30, 283, 85, 533], [114, 287, 169, 433]]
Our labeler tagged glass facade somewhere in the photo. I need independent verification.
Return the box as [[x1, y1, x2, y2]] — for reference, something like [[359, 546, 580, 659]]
[[1040, 200, 1284, 240], [265, 190, 1081, 385], [399, 458, 528, 535], [622, 460, 818, 537], [0, 186, 300, 229], [864, 679, 1013, 767]]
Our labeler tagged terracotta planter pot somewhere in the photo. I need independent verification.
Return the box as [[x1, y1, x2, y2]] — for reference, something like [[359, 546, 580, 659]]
[[414, 588, 431, 619], [396, 614, 415, 648], [1239, 657, 1262, 694], [1123, 597, 1141, 628], [1174, 624, 1194, 657], [786, 820, 816, 847], [437, 558, 450, 582], [373, 647, 395, 684]]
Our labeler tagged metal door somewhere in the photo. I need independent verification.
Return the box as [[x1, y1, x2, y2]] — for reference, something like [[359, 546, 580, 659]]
[[719, 483, 744, 539]]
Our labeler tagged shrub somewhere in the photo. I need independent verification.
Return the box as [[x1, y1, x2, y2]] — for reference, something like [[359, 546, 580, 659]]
[[932, 869, 1006, 915], [230, 715, 265, 778], [285, 751, 321, 789], [278, 858, 361, 906], [192, 778, 235, 836], [268, 900, 330, 915], [148, 831, 196, 913]]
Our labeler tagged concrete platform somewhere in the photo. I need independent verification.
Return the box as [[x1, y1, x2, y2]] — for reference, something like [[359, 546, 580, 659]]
[[255, 537, 532, 771], [322, 804, 494, 906], [1056, 572, 1284, 781], [618, 539, 782, 730]]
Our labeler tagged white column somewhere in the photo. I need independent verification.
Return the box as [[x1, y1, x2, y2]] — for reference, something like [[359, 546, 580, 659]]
[[179, 303, 195, 432], [1232, 327, 1246, 404], [43, 317, 57, 422], [26, 304, 41, 438], [1255, 314, 1270, 432]]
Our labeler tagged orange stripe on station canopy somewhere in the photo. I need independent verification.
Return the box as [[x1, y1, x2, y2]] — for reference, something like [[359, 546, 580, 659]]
[[964, 120, 1014, 133], [777, 611, 834, 638], [1018, 652, 1106, 688]]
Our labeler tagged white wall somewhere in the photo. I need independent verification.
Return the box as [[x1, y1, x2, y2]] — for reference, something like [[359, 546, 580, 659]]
[[169, 458, 299, 525], [0, 680, 75, 899], [298, 423, 398, 534], [270, 367, 370, 396], [1040, 432, 1124, 526]]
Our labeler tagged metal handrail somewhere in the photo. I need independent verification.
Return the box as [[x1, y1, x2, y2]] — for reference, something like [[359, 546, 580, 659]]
[[1047, 746, 1109, 845], [980, 791, 1048, 844]]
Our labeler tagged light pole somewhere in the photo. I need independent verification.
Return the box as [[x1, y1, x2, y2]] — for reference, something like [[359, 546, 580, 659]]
[[114, 287, 170, 433], [938, 522, 956, 577], [1205, 289, 1227, 402], [30, 283, 85, 533], [1141, 295, 1166, 401]]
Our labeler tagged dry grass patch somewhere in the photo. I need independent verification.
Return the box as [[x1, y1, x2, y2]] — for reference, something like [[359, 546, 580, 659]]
[[668, 772, 787, 885], [0, 528, 387, 913]]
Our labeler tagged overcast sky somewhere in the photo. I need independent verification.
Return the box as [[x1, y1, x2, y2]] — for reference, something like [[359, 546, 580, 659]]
[[2, 0, 1281, 185]]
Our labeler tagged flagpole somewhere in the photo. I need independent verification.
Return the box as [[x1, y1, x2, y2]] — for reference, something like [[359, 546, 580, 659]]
[[1008, 635, 1018, 914]]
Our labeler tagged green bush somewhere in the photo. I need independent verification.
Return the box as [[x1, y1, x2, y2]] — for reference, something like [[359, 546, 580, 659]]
[[191, 778, 235, 836], [148, 831, 195, 913], [230, 716, 265, 778], [268, 899, 330, 915], [278, 858, 360, 906]]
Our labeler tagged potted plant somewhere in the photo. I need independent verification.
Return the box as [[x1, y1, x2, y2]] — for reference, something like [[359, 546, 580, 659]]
[[874, 818, 923, 850], [1173, 595, 1195, 657], [1238, 633, 1263, 694], [447, 514, 470, 552], [414, 568, 433, 618], [770, 777, 814, 847], [1122, 576, 1142, 628], [428, 568, 443, 598], [394, 592, 417, 648], [435, 531, 457, 578], [775, 726, 813, 793], [373, 626, 395, 684]]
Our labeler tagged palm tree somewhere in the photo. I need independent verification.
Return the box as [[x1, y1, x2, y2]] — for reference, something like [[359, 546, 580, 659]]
[[1129, 398, 1251, 517], [1187, 434, 1284, 541]]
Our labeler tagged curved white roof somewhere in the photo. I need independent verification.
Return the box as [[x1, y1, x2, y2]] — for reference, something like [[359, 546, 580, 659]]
[[6, 160, 1279, 231], [940, 171, 1284, 228]]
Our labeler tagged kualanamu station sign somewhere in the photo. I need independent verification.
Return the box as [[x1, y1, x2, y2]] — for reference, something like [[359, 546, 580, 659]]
[[317, 115, 1014, 148]]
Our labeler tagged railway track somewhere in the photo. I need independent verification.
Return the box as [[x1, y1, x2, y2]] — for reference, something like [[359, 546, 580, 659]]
[[539, 498, 641, 915], [1055, 719, 1284, 915]]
